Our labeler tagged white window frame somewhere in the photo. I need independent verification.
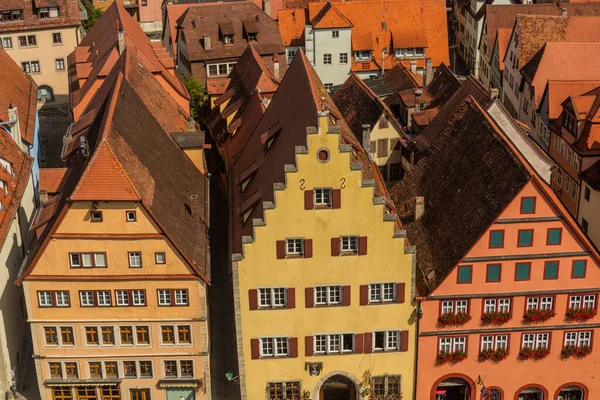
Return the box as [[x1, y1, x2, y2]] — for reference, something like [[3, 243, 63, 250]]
[[132, 290, 146, 306], [285, 238, 304, 256], [314, 285, 342, 305], [259, 337, 289, 357], [116, 290, 130, 306], [258, 287, 287, 308], [80, 291, 94, 307], [373, 330, 400, 352], [323, 53, 332, 65], [354, 50, 372, 61], [128, 252, 142, 268], [55, 291, 69, 307], [314, 333, 355, 354], [368, 282, 396, 303], [314, 188, 332, 207], [96, 291, 111, 306], [340, 236, 358, 253], [522, 333, 549, 349], [39, 291, 53, 307], [174, 289, 188, 305], [158, 289, 172, 306]]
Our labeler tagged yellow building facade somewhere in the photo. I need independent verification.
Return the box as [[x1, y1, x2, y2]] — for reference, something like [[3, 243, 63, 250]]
[[232, 110, 417, 399]]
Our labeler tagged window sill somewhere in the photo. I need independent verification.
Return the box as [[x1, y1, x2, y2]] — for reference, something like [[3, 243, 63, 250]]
[[285, 254, 303, 259], [257, 306, 288, 310], [314, 204, 332, 210], [313, 352, 356, 356], [340, 251, 358, 257], [313, 303, 345, 308], [366, 301, 398, 306]]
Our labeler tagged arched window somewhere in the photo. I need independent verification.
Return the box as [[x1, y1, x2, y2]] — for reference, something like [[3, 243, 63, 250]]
[[556, 386, 585, 400], [37, 85, 54, 101]]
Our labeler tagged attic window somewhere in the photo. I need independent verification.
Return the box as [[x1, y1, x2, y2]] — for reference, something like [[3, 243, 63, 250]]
[[0, 10, 23, 22], [38, 7, 58, 18], [90, 211, 103, 222], [354, 51, 372, 61], [248, 33, 257, 42], [395, 48, 425, 59], [224, 35, 233, 44]]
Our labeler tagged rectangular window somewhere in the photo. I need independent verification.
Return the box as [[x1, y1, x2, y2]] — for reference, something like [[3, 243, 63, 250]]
[[164, 360, 177, 377], [136, 326, 149, 345], [162, 325, 175, 344], [572, 260, 586, 278], [69, 252, 106, 268], [105, 362, 118, 378], [89, 362, 102, 378], [258, 287, 287, 308], [486, 264, 501, 282], [120, 326, 133, 345], [64, 362, 78, 378], [315, 285, 342, 305], [285, 238, 304, 256], [128, 252, 142, 268], [132, 290, 146, 306], [260, 337, 289, 357], [52, 32, 62, 44], [314, 188, 332, 207], [517, 230, 534, 247], [155, 252, 165, 264], [585, 186, 591, 202], [457, 265, 472, 283], [569, 294, 596, 309], [481, 334, 508, 350], [287, 49, 296, 64], [1, 37, 12, 48], [55, 292, 69, 307], [101, 327, 115, 345], [547, 228, 561, 245], [557, 168, 563, 185], [438, 337, 467, 353], [55, 58, 65, 71], [139, 361, 152, 378], [178, 325, 191, 344], [116, 290, 130, 306], [80, 291, 94, 307], [49, 362, 62, 378], [158, 289, 172, 306], [582, 218, 589, 233], [339, 53, 348, 64], [515, 263, 531, 281], [175, 289, 188, 305], [60, 327, 74, 345], [368, 283, 396, 303], [248, 33, 256, 41], [521, 333, 550, 350], [564, 331, 592, 347], [314, 333, 355, 353], [90, 210, 103, 222], [45, 327, 58, 345], [85, 327, 99, 345], [373, 331, 399, 351], [323, 54, 332, 65], [332, 30, 339, 38], [267, 382, 300, 399], [39, 291, 53, 307], [526, 296, 553, 310], [371, 375, 401, 397], [341, 236, 359, 254], [96, 291, 111, 306], [520, 197, 535, 213], [124, 361, 137, 377], [544, 261, 559, 280]]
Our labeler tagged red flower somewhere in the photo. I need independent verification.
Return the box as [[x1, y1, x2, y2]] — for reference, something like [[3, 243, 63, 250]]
[[437, 312, 472, 326], [565, 308, 597, 321], [523, 309, 555, 323], [481, 311, 512, 325], [478, 348, 508, 362], [518, 346, 550, 360], [561, 345, 592, 358], [436, 350, 467, 364]]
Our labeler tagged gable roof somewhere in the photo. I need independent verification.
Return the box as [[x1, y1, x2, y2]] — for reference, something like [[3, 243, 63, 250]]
[[0, 48, 37, 145], [277, 8, 307, 47], [39, 168, 69, 194], [398, 63, 460, 109], [19, 48, 210, 283], [310, 2, 352, 28], [391, 97, 532, 295], [178, 2, 285, 62], [163, 3, 203, 56], [0, 0, 81, 33], [69, 2, 188, 116]]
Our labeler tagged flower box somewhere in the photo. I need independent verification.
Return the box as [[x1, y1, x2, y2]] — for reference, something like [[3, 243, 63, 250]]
[[437, 312, 472, 326], [561, 345, 592, 359], [436, 350, 467, 364], [565, 308, 597, 321], [481, 311, 512, 325], [479, 348, 508, 362], [370, 394, 403, 400], [523, 309, 555, 323], [518, 346, 550, 360]]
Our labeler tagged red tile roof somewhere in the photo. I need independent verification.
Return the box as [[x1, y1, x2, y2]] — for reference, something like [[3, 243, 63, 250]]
[[164, 4, 203, 57], [39, 168, 69, 194], [0, 48, 37, 145], [277, 8, 307, 47], [0, 0, 81, 33], [310, 2, 353, 29], [544, 81, 600, 120]]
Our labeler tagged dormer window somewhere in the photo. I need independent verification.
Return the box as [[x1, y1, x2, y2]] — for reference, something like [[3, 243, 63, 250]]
[[354, 51, 372, 61], [224, 35, 233, 44], [248, 33, 257, 42], [562, 111, 577, 135], [395, 48, 425, 59], [39, 7, 59, 18], [0, 10, 22, 22]]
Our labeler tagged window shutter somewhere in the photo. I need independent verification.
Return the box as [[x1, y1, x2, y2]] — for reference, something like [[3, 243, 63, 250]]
[[304, 190, 314, 209], [397, 283, 405, 304], [250, 339, 260, 359], [364, 332, 373, 354], [276, 240, 286, 259], [370, 140, 376, 153], [359, 236, 368, 255], [332, 189, 341, 209], [305, 287, 314, 308], [377, 139, 388, 157], [355, 333, 364, 353], [331, 237, 340, 256], [287, 288, 295, 309], [400, 331, 409, 352], [304, 239, 313, 258], [248, 289, 258, 310], [289, 337, 298, 358], [360, 285, 368, 305], [305, 336, 313, 356], [342, 285, 351, 306]]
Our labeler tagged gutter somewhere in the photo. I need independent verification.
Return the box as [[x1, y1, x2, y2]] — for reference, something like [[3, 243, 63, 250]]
[[413, 298, 424, 400]]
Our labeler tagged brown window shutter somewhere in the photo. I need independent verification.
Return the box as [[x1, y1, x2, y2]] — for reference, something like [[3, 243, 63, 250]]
[[359, 236, 368, 255], [377, 139, 388, 157], [370, 140, 376, 153], [332, 189, 341, 209], [355, 333, 364, 353], [360, 285, 369, 305], [305, 336, 313, 356], [400, 331, 409, 352], [331, 237, 340, 256], [289, 337, 298, 358], [342, 285, 351, 306], [397, 283, 405, 303], [287, 288, 295, 309], [364, 332, 373, 354], [276, 240, 286, 259], [250, 339, 260, 359], [304, 239, 313, 258], [304, 190, 314, 209], [305, 287, 314, 308], [248, 289, 258, 310]]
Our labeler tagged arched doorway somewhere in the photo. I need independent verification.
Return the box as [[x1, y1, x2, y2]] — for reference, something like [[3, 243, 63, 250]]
[[556, 385, 585, 400], [37, 85, 54, 101], [484, 387, 503, 400], [320, 375, 357, 400], [434, 377, 473, 400], [516, 387, 545, 400]]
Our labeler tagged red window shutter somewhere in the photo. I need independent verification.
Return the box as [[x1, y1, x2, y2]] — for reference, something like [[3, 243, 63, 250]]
[[331, 237, 340, 256], [304, 190, 314, 209], [248, 289, 258, 310], [342, 285, 351, 306], [276, 240, 286, 259], [355, 333, 364, 353], [360, 285, 368, 305], [305, 336, 313, 356], [359, 236, 368, 255], [400, 331, 409, 352], [289, 337, 298, 358], [304, 239, 313, 258], [250, 339, 260, 359], [287, 288, 295, 309], [332, 189, 341, 209], [305, 287, 314, 308], [364, 332, 373, 354], [397, 283, 405, 303]]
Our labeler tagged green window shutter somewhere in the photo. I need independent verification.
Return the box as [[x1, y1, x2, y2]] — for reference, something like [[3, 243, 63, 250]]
[[458, 266, 472, 283], [490, 231, 504, 248], [486, 264, 501, 282], [520, 197, 535, 213], [515, 263, 530, 280], [572, 261, 586, 278], [518, 230, 533, 246], [544, 261, 558, 279], [547, 228, 561, 245]]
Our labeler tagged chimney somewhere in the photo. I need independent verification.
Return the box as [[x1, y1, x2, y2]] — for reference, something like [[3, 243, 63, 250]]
[[263, 0, 271, 17], [39, 190, 49, 206], [273, 60, 280, 79], [424, 58, 433, 87], [117, 30, 125, 55], [203, 34, 212, 51], [187, 117, 197, 132], [414, 89, 423, 112], [561, 7, 567, 17], [7, 106, 20, 145], [361, 124, 372, 161], [410, 61, 417, 75], [415, 196, 424, 220], [489, 88, 499, 100]]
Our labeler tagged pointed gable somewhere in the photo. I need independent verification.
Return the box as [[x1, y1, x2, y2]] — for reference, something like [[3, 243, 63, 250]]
[[310, 2, 353, 29]]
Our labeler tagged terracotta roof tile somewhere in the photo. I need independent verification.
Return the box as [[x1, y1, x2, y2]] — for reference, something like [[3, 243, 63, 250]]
[[310, 2, 353, 29], [0, 0, 81, 33], [39, 168, 69, 194], [277, 8, 307, 46]]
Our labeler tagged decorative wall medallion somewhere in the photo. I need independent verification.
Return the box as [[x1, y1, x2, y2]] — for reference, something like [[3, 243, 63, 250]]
[[305, 362, 323, 376]]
